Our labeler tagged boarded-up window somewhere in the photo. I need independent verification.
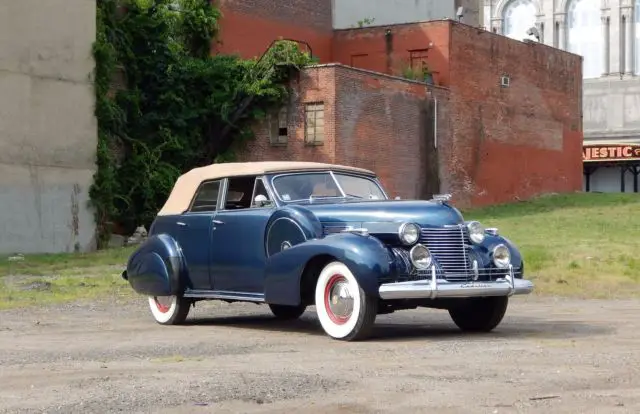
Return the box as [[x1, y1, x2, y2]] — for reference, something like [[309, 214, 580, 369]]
[[269, 106, 288, 146], [409, 49, 429, 73], [304, 102, 324, 145]]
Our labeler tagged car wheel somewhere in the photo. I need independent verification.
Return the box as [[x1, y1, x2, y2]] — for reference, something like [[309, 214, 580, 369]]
[[314, 261, 378, 341], [448, 297, 509, 332], [148, 295, 191, 325], [269, 304, 307, 320]]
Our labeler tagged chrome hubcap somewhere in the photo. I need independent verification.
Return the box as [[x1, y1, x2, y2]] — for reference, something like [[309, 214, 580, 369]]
[[327, 278, 354, 320]]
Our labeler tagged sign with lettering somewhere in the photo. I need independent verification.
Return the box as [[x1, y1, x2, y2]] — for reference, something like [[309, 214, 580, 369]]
[[583, 144, 640, 162]]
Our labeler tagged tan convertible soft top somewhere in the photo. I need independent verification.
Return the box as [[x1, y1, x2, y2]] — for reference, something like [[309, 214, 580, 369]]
[[157, 161, 376, 216]]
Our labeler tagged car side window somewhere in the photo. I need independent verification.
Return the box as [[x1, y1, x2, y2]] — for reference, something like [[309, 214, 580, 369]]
[[223, 176, 257, 210], [251, 178, 273, 208], [189, 180, 221, 212]]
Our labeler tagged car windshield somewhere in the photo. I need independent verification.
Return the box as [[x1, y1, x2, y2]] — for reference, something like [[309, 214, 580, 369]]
[[271, 172, 387, 202]]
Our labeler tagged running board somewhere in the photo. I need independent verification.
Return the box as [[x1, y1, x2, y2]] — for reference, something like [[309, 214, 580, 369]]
[[183, 289, 265, 302]]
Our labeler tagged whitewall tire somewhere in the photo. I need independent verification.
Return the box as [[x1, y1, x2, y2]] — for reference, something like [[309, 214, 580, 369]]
[[147, 295, 191, 325], [314, 261, 378, 341]]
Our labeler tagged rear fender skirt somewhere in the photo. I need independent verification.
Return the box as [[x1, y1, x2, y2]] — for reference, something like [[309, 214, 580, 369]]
[[125, 234, 186, 297]]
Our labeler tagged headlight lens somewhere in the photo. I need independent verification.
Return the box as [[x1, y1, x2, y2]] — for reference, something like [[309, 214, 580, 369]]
[[492, 244, 511, 268], [398, 222, 420, 245], [467, 221, 485, 244], [409, 244, 432, 270]]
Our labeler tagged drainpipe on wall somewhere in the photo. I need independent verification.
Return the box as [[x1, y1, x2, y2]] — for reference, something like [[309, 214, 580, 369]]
[[434, 96, 438, 148], [385, 29, 393, 75]]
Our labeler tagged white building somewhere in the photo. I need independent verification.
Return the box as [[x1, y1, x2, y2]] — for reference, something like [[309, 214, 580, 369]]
[[483, 0, 640, 193], [332, 0, 481, 29]]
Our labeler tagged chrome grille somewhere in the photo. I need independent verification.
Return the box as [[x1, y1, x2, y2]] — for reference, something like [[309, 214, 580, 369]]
[[420, 225, 472, 282]]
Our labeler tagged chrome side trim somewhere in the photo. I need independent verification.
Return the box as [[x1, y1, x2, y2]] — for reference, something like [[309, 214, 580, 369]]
[[379, 264, 534, 300], [340, 227, 370, 237], [183, 290, 265, 302]]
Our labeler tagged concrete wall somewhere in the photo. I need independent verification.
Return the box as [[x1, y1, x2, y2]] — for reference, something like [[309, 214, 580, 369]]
[[0, 0, 97, 253], [583, 78, 640, 142], [332, 0, 456, 29], [455, 0, 482, 28]]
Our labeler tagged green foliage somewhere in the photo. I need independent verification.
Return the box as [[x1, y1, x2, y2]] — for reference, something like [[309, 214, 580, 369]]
[[352, 17, 375, 28], [91, 0, 314, 246], [400, 64, 433, 83]]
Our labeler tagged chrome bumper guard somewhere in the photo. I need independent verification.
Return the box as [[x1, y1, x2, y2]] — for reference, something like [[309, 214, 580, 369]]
[[379, 264, 534, 300]]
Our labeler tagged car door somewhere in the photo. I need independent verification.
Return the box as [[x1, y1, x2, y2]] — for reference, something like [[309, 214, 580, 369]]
[[209, 176, 276, 294], [173, 179, 222, 291]]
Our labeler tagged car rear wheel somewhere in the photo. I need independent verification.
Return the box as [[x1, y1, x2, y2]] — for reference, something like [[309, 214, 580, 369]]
[[269, 304, 307, 320], [448, 297, 509, 332], [148, 295, 191, 325], [314, 261, 377, 341]]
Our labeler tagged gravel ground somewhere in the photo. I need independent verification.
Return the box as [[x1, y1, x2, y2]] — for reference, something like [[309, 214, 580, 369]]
[[0, 296, 638, 414]]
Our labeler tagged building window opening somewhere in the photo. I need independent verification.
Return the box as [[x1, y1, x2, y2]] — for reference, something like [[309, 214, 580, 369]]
[[503, 0, 537, 41], [567, 0, 603, 78], [304, 102, 324, 145], [269, 106, 288, 146]]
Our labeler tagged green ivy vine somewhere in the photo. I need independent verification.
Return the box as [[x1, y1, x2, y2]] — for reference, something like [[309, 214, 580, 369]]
[[91, 0, 315, 247]]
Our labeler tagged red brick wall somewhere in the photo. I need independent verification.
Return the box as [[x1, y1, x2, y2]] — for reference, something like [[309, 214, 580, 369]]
[[235, 66, 337, 164], [332, 21, 451, 87], [443, 22, 583, 207], [226, 8, 583, 208], [213, 0, 333, 62], [237, 64, 450, 201], [332, 65, 448, 199]]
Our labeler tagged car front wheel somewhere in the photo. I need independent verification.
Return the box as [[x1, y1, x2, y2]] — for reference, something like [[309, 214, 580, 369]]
[[314, 261, 378, 341], [148, 295, 191, 325], [448, 296, 509, 332]]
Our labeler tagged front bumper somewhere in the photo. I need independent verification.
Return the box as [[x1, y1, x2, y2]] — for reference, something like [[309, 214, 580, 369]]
[[378, 264, 534, 300]]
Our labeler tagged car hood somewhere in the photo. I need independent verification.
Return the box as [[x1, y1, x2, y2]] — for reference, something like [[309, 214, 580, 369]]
[[298, 199, 465, 227]]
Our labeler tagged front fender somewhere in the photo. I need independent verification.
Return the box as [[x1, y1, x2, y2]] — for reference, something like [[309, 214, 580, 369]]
[[479, 234, 524, 275], [264, 232, 391, 306], [124, 233, 187, 296]]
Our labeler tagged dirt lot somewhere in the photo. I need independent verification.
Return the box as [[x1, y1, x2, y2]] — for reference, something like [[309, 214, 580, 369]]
[[0, 296, 638, 414]]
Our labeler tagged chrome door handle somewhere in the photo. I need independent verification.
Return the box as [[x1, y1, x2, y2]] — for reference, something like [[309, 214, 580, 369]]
[[177, 221, 187, 227], [212, 219, 224, 225]]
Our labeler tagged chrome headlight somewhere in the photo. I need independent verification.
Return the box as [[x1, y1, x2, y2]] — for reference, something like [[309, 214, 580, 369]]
[[409, 244, 432, 270], [492, 244, 511, 268], [398, 222, 420, 245], [466, 221, 485, 244]]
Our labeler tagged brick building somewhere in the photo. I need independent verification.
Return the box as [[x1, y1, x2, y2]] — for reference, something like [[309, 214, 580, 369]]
[[217, 0, 583, 207]]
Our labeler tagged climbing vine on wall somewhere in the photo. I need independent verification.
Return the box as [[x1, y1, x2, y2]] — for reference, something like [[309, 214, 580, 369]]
[[91, 0, 315, 247]]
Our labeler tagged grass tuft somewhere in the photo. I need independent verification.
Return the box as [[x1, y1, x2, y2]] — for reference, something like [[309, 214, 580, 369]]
[[0, 247, 136, 310], [462, 192, 640, 299]]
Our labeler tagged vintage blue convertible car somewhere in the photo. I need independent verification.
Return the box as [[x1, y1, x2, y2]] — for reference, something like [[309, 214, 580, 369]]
[[122, 161, 534, 341]]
